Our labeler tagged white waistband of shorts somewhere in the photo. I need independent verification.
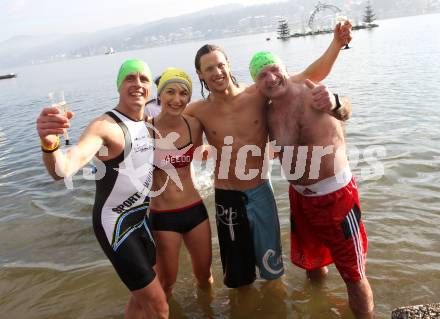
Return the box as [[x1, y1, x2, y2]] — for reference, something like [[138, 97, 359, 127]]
[[291, 166, 352, 197]]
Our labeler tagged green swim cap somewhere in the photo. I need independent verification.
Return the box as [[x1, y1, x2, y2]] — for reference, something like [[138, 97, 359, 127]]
[[116, 59, 152, 90], [249, 51, 284, 81]]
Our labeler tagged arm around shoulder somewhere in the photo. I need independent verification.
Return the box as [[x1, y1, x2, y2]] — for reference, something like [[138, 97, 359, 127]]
[[185, 115, 203, 146], [184, 101, 201, 117], [185, 114, 212, 161]]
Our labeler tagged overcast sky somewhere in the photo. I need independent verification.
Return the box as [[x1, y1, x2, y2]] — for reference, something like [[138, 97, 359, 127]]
[[0, 0, 282, 42]]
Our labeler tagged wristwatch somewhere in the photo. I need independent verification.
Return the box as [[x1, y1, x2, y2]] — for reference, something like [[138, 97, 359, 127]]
[[333, 93, 342, 111]]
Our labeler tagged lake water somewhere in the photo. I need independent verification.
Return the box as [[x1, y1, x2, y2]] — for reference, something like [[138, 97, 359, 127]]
[[0, 13, 439, 319]]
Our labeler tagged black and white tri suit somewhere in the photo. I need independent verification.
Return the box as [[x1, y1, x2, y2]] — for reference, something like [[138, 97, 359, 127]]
[[92, 109, 156, 291]]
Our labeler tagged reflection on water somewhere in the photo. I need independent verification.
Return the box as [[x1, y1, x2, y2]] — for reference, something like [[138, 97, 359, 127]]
[[1, 13, 440, 319]]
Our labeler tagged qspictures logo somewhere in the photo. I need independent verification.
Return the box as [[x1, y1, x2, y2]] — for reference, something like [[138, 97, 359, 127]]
[[56, 133, 386, 195]]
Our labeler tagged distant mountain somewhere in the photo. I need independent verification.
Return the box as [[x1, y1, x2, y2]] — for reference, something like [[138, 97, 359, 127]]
[[0, 0, 439, 68]]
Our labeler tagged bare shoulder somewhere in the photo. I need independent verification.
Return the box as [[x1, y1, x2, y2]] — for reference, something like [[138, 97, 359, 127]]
[[83, 113, 120, 140], [185, 99, 206, 117], [242, 83, 259, 96], [71, 113, 119, 155], [240, 83, 268, 107], [89, 113, 116, 128]]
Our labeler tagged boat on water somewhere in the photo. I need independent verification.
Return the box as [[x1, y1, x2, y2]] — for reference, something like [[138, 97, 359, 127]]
[[0, 73, 17, 80], [105, 47, 115, 55]]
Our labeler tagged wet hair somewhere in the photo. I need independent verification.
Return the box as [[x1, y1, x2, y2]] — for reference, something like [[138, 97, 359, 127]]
[[194, 44, 239, 99]]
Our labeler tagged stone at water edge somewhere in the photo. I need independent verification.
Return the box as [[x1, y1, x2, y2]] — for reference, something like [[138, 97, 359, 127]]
[[391, 303, 440, 319]]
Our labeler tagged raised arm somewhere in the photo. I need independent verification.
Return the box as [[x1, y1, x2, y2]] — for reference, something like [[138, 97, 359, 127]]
[[37, 107, 104, 180], [291, 20, 352, 83]]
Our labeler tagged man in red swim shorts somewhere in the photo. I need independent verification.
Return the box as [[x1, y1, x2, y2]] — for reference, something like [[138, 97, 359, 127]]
[[250, 51, 374, 319]]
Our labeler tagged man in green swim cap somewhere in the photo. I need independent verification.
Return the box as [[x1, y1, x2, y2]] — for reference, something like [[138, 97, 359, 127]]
[[250, 51, 374, 318], [185, 22, 353, 289], [36, 59, 169, 318]]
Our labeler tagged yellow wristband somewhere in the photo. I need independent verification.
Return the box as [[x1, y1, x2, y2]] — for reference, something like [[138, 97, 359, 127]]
[[41, 136, 60, 152]]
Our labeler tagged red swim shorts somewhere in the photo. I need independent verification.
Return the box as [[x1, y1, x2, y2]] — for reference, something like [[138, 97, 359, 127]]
[[289, 177, 368, 282]]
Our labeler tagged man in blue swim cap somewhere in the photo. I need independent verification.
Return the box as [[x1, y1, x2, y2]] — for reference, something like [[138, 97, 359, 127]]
[[250, 50, 374, 318], [37, 59, 169, 318]]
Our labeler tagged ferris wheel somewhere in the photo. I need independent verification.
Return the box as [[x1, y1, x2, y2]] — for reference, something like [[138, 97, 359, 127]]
[[308, 2, 342, 31]]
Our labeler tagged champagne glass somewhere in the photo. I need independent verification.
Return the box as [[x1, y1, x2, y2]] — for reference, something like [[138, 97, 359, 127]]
[[48, 91, 70, 145], [335, 15, 351, 50]]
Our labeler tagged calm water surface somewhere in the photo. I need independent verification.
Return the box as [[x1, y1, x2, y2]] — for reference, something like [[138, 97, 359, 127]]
[[0, 14, 439, 319]]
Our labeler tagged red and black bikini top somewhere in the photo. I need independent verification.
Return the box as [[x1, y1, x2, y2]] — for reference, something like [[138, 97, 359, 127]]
[[152, 117, 195, 169]]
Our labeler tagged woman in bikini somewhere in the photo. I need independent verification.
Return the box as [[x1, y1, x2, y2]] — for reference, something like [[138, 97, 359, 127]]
[[147, 67, 213, 297]]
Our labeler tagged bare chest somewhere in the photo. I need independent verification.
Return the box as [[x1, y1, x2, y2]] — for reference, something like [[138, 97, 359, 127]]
[[201, 99, 268, 148], [268, 97, 306, 147], [269, 99, 340, 148]]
